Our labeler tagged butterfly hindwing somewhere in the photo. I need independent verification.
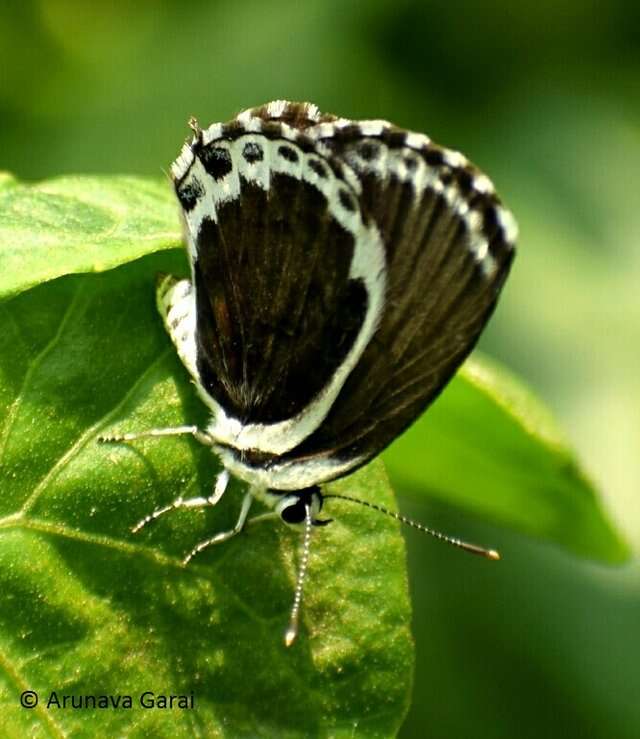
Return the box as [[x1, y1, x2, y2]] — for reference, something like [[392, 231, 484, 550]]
[[273, 111, 516, 471], [156, 274, 201, 391]]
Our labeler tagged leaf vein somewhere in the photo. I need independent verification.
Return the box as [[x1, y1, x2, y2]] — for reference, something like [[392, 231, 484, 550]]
[[0, 644, 67, 738], [20, 347, 172, 516], [5, 516, 273, 624], [0, 282, 84, 466]]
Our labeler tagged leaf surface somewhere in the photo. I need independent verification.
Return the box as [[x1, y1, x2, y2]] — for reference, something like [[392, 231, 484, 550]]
[[0, 173, 180, 300], [0, 254, 413, 737]]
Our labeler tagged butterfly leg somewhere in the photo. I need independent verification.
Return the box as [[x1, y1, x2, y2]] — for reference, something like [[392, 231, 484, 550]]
[[131, 469, 230, 533], [98, 425, 213, 447], [183, 490, 253, 565]]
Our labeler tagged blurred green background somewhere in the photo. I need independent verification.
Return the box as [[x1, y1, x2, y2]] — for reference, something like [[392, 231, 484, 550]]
[[2, 1, 638, 736]]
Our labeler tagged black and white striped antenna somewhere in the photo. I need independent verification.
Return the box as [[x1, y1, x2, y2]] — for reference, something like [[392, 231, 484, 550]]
[[324, 493, 500, 560], [284, 503, 314, 647]]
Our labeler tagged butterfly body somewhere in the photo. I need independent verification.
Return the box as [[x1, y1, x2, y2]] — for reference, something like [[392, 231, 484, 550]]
[[101, 101, 515, 642], [161, 100, 516, 498]]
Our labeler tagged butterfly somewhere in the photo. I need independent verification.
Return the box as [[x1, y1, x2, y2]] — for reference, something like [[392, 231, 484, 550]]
[[100, 100, 517, 644]]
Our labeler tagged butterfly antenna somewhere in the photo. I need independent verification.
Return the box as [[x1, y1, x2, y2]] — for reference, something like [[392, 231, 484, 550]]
[[324, 493, 500, 561], [188, 116, 203, 143], [284, 503, 314, 647]]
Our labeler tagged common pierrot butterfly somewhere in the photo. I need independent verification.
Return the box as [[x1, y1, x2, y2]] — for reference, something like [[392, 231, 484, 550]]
[[100, 101, 517, 645]]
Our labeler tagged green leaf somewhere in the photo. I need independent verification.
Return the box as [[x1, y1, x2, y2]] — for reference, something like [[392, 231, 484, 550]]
[[0, 173, 181, 300], [383, 355, 630, 563], [0, 254, 413, 737]]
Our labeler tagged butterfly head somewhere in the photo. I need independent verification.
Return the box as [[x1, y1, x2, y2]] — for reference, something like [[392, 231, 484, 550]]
[[272, 486, 332, 528]]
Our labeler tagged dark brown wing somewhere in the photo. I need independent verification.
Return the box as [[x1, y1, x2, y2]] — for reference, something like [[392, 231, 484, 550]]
[[279, 119, 516, 469], [172, 116, 374, 426]]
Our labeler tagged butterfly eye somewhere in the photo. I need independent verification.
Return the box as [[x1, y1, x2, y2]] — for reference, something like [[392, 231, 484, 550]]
[[274, 487, 325, 526], [280, 498, 307, 525]]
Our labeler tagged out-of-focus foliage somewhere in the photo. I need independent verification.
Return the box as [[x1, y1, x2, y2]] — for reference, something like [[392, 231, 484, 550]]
[[384, 356, 629, 564], [1, 1, 638, 737]]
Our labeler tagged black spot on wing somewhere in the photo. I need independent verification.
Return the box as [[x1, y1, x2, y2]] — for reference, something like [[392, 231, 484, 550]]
[[308, 159, 328, 178], [358, 141, 380, 161], [242, 141, 264, 163], [385, 130, 408, 148], [481, 203, 499, 237], [199, 145, 233, 180], [339, 189, 356, 212], [404, 154, 419, 172], [424, 148, 445, 166], [278, 145, 299, 163], [439, 167, 454, 186], [176, 176, 204, 212], [456, 168, 474, 194]]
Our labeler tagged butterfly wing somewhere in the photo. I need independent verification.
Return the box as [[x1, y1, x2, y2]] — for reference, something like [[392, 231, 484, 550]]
[[166, 102, 516, 489], [271, 114, 516, 474], [168, 110, 387, 456]]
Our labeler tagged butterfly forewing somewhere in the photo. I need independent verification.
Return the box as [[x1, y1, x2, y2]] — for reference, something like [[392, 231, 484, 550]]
[[171, 116, 383, 438]]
